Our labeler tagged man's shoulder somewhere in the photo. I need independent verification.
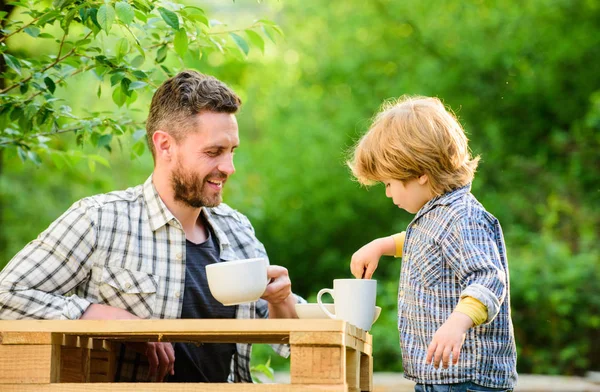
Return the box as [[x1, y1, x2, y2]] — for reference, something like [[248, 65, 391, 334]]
[[72, 184, 145, 213]]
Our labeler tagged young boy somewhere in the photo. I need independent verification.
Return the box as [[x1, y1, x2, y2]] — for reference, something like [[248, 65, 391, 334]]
[[348, 96, 517, 391]]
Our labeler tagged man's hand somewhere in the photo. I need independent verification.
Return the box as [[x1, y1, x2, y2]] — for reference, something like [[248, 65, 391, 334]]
[[81, 304, 175, 381], [426, 312, 474, 369], [127, 341, 175, 382], [262, 265, 297, 319], [350, 237, 394, 279], [262, 265, 292, 304]]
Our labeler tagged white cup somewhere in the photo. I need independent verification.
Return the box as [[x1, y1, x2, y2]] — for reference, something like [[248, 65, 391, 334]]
[[206, 257, 268, 306], [317, 279, 377, 331]]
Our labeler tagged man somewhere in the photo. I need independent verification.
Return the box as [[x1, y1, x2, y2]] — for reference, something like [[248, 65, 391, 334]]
[[0, 70, 302, 383]]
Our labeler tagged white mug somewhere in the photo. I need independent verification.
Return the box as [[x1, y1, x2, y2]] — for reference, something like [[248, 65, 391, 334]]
[[317, 279, 377, 331]]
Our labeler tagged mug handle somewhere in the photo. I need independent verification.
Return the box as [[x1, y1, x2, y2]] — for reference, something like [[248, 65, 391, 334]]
[[317, 288, 336, 319]]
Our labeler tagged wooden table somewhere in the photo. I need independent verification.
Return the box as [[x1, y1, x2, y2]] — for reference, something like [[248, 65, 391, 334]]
[[0, 319, 373, 391]]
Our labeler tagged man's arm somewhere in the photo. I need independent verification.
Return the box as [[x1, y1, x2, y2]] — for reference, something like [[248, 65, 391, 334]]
[[0, 204, 97, 320]]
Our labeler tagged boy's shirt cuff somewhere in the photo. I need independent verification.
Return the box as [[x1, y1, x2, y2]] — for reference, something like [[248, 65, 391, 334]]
[[392, 231, 406, 258], [455, 296, 487, 326]]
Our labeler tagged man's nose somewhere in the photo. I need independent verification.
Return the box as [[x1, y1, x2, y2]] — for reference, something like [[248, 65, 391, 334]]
[[219, 154, 235, 176]]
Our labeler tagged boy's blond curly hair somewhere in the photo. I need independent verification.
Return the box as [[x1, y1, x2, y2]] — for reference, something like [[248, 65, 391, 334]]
[[348, 96, 480, 196]]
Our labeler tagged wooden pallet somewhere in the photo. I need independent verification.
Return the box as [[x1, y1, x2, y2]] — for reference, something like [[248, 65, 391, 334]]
[[0, 319, 373, 392]]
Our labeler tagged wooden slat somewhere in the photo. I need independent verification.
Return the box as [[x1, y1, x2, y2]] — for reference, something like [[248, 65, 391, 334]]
[[0, 383, 347, 391], [0, 319, 348, 334], [60, 347, 89, 383], [359, 353, 373, 392], [0, 345, 55, 383], [289, 332, 371, 356], [0, 332, 54, 345], [346, 348, 360, 391], [290, 346, 345, 385]]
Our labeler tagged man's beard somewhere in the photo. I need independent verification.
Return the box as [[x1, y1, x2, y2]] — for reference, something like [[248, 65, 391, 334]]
[[171, 160, 226, 208]]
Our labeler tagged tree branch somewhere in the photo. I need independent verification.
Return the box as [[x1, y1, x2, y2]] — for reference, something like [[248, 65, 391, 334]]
[[0, 31, 92, 94], [0, 13, 47, 44]]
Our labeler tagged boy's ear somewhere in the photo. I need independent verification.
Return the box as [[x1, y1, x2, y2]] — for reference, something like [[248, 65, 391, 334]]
[[417, 174, 429, 185]]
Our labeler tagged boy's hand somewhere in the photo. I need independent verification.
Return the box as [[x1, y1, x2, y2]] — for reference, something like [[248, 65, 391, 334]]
[[351, 237, 393, 279], [426, 312, 474, 368]]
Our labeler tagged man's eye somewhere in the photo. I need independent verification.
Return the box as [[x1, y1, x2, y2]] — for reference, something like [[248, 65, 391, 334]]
[[206, 151, 220, 157]]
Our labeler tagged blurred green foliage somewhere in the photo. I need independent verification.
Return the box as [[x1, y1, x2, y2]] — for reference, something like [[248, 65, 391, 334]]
[[2, 0, 599, 377]]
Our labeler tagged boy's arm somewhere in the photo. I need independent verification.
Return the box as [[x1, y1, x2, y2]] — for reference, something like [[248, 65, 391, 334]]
[[350, 232, 404, 279], [441, 216, 507, 324]]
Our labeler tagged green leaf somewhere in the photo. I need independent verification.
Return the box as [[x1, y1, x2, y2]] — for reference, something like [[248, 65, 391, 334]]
[[44, 77, 56, 94], [97, 83, 102, 98], [133, 9, 147, 23], [24, 26, 40, 37], [129, 81, 147, 90], [110, 72, 125, 86], [158, 7, 179, 30], [132, 0, 151, 13], [3, 53, 22, 75], [96, 134, 112, 148], [132, 70, 148, 80], [28, 150, 42, 165], [38, 33, 54, 38], [261, 25, 275, 43], [131, 55, 145, 68], [97, 4, 116, 33], [17, 147, 28, 163], [133, 128, 146, 141], [53, 0, 74, 10], [112, 86, 127, 107], [121, 77, 132, 96], [19, 83, 29, 94], [88, 158, 96, 172], [245, 29, 264, 53], [174, 28, 188, 58], [75, 38, 92, 47], [156, 44, 168, 63], [61, 8, 77, 33], [90, 154, 110, 167], [116, 37, 130, 61], [230, 32, 249, 56], [115, 1, 134, 25], [132, 139, 146, 157], [184, 6, 208, 26]]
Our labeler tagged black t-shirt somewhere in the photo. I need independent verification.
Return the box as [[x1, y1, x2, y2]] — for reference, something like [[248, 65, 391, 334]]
[[168, 221, 236, 383]]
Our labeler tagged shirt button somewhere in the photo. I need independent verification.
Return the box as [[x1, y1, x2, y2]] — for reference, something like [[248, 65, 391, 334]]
[[176, 253, 183, 260], [399, 290, 405, 297], [175, 291, 181, 298], [125, 282, 132, 289]]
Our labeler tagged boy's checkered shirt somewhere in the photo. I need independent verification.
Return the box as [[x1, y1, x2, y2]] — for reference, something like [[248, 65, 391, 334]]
[[0, 176, 304, 382], [398, 184, 517, 389]]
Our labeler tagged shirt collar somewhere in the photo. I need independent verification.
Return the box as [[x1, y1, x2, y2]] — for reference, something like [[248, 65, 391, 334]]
[[142, 175, 177, 232], [201, 208, 235, 259], [412, 182, 472, 223], [142, 175, 235, 258]]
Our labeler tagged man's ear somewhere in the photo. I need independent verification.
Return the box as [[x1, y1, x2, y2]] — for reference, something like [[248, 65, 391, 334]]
[[152, 130, 174, 161], [417, 174, 429, 185]]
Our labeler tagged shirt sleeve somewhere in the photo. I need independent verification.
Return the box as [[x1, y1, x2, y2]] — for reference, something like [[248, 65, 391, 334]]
[[0, 203, 97, 320], [441, 214, 507, 324], [392, 231, 406, 258], [454, 296, 488, 326]]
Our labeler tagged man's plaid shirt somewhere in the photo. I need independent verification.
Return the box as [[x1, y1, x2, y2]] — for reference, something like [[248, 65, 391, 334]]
[[0, 176, 302, 382], [399, 184, 517, 389]]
